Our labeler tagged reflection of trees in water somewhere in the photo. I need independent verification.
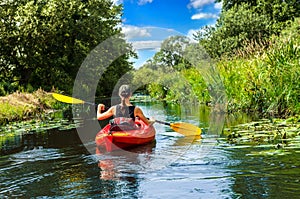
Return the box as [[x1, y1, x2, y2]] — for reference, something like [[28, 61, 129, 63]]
[[96, 132, 205, 198], [227, 148, 300, 198], [0, 127, 99, 197], [96, 142, 156, 198], [0, 134, 23, 155], [97, 142, 155, 179], [0, 129, 83, 155]]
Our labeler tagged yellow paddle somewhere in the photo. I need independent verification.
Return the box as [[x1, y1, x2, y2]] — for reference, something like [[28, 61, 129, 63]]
[[155, 120, 201, 136], [52, 93, 202, 136], [52, 93, 95, 105]]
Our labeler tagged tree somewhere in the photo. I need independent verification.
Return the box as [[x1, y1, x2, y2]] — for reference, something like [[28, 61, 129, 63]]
[[216, 0, 300, 16], [195, 3, 272, 58], [215, 0, 256, 11], [0, 0, 133, 95], [133, 36, 208, 103], [196, 0, 300, 58], [150, 35, 193, 71]]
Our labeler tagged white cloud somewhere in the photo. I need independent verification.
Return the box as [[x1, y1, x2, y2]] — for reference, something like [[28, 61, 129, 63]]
[[111, 0, 123, 5], [191, 13, 218, 20], [122, 25, 151, 40], [214, 2, 222, 9], [187, 23, 216, 40], [131, 40, 162, 50], [138, 0, 153, 5], [188, 0, 215, 9], [187, 29, 199, 42], [113, 0, 153, 6]]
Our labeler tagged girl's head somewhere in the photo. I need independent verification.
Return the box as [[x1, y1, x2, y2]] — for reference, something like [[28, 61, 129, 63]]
[[119, 84, 131, 99]]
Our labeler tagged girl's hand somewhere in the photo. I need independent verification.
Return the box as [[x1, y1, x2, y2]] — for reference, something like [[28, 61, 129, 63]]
[[148, 117, 156, 126], [98, 104, 105, 113]]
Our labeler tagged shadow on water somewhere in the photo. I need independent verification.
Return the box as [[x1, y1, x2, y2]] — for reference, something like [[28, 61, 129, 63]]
[[0, 128, 84, 156], [1, 102, 300, 198]]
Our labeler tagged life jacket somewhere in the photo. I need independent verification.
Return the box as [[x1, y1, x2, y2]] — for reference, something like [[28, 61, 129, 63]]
[[109, 105, 137, 132], [115, 105, 135, 121]]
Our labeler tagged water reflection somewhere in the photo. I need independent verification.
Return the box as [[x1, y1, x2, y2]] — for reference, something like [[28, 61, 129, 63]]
[[0, 128, 83, 156], [96, 133, 203, 181], [96, 142, 156, 181], [225, 146, 300, 198], [1, 102, 299, 198]]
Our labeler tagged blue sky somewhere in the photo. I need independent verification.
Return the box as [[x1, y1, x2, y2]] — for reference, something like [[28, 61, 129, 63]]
[[113, 0, 222, 67]]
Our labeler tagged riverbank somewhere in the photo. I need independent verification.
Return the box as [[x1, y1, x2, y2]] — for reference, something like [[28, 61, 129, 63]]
[[132, 18, 299, 117], [1, 90, 299, 151], [0, 89, 59, 125]]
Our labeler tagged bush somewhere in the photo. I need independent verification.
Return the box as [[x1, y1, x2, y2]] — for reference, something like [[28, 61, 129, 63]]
[[217, 18, 300, 116]]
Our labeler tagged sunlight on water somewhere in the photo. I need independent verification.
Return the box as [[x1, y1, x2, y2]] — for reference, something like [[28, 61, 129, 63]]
[[1, 102, 300, 198]]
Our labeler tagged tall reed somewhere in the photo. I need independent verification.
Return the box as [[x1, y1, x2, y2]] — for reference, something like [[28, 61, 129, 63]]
[[217, 24, 300, 116]]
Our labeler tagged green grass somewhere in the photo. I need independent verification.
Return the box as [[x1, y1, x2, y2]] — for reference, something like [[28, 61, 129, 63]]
[[0, 102, 25, 123], [142, 18, 300, 117], [217, 23, 300, 116], [0, 89, 62, 125]]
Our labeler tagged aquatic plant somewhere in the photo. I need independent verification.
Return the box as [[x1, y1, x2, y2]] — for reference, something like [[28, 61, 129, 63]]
[[222, 115, 300, 149], [0, 117, 82, 152], [0, 89, 66, 125], [216, 19, 300, 116]]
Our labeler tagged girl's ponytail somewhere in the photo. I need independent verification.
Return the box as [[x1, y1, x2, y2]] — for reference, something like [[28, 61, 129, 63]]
[[121, 97, 126, 112], [118, 85, 131, 113]]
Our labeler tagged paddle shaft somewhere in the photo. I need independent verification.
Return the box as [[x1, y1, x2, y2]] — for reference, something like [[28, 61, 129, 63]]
[[84, 101, 97, 106], [155, 120, 171, 126]]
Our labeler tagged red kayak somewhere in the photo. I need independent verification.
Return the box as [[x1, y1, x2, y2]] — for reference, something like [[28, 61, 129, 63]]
[[95, 117, 156, 152]]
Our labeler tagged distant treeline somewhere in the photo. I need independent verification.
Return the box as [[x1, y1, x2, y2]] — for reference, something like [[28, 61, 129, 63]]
[[132, 0, 300, 117]]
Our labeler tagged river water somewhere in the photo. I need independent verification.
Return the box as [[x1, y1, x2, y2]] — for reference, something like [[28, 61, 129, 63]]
[[1, 102, 300, 198]]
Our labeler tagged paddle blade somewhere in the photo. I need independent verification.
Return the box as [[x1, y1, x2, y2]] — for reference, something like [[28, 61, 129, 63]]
[[170, 122, 202, 136], [52, 93, 84, 104]]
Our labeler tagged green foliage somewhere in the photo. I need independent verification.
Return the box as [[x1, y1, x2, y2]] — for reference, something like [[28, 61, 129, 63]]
[[0, 102, 25, 124], [147, 83, 167, 100], [133, 66, 200, 103], [159, 36, 193, 71], [0, 0, 133, 96], [187, 0, 300, 117], [134, 18, 300, 117], [195, 3, 273, 58], [263, 39, 300, 115], [196, 0, 299, 58], [0, 81, 19, 96], [216, 0, 300, 18], [182, 68, 210, 103], [218, 19, 300, 116], [132, 36, 208, 103]]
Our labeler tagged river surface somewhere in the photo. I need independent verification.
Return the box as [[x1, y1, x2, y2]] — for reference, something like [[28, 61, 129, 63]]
[[1, 102, 300, 198]]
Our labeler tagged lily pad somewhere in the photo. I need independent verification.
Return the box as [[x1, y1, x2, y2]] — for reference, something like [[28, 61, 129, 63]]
[[221, 117, 300, 155]]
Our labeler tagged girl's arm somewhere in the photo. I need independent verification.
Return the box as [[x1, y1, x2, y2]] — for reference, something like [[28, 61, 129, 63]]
[[97, 104, 114, 120], [134, 106, 154, 125]]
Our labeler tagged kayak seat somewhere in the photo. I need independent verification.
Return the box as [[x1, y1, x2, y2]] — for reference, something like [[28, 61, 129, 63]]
[[109, 123, 139, 132], [109, 117, 138, 132]]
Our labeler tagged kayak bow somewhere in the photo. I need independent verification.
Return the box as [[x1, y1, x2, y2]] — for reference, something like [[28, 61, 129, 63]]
[[95, 118, 156, 152]]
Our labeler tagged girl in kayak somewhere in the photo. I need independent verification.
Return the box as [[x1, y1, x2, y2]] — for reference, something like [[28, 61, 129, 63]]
[[97, 84, 154, 126]]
